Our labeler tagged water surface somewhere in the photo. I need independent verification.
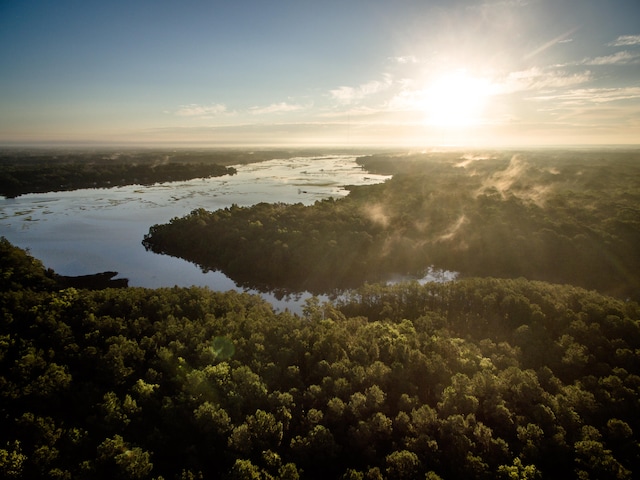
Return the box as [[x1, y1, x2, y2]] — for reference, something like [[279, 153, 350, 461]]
[[0, 155, 390, 310]]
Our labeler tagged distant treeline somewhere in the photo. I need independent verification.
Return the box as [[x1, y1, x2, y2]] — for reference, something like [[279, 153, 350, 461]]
[[143, 150, 640, 300], [0, 162, 236, 198], [0, 149, 304, 167], [0, 149, 366, 198], [1, 237, 639, 479]]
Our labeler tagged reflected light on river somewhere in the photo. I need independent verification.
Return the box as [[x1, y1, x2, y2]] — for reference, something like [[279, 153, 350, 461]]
[[0, 155, 391, 313]]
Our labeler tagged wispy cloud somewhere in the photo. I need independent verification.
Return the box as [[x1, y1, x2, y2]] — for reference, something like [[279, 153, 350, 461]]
[[468, 0, 534, 11], [529, 86, 640, 105], [249, 102, 306, 115], [387, 81, 432, 112], [390, 55, 418, 65], [498, 67, 591, 94], [319, 105, 388, 120], [524, 28, 578, 60], [576, 51, 640, 66], [176, 103, 228, 117], [329, 77, 392, 104], [608, 34, 640, 47]]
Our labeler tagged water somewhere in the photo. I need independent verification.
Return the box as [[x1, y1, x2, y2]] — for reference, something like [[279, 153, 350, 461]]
[[0, 155, 391, 311]]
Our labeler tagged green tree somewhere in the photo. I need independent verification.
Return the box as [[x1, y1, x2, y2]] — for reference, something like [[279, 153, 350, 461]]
[[0, 441, 27, 479], [228, 459, 262, 480], [228, 410, 283, 455], [574, 426, 631, 480], [97, 435, 153, 479], [384, 450, 421, 480], [497, 457, 541, 480]]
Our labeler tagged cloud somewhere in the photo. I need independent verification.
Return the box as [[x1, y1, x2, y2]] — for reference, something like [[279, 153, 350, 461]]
[[390, 55, 418, 65], [250, 102, 306, 115], [468, 0, 534, 11], [329, 77, 392, 104], [387, 88, 424, 111], [529, 87, 640, 105], [498, 67, 591, 94], [608, 35, 640, 47], [524, 28, 578, 60], [176, 103, 228, 117], [577, 51, 640, 66], [316, 105, 394, 122]]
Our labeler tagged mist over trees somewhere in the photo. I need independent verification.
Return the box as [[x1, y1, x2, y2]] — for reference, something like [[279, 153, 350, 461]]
[[143, 150, 640, 300]]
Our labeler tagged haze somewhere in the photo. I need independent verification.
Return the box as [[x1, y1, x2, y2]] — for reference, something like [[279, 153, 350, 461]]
[[1, 0, 639, 147]]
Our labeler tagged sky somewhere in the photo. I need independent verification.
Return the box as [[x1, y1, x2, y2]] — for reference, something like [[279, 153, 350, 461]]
[[1, 0, 639, 147]]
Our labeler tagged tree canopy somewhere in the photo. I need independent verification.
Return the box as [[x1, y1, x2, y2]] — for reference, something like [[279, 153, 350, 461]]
[[2, 238, 639, 479]]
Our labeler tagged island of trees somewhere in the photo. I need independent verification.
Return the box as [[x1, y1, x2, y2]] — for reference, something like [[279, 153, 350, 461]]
[[1, 236, 638, 479], [143, 150, 640, 301]]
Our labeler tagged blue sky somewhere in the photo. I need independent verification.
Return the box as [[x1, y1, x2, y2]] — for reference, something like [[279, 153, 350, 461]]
[[1, 0, 639, 146]]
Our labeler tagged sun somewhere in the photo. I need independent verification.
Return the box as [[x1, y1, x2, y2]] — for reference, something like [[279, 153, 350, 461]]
[[421, 70, 492, 128]]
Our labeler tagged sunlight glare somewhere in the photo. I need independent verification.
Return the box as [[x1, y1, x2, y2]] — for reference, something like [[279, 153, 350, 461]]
[[422, 70, 491, 128]]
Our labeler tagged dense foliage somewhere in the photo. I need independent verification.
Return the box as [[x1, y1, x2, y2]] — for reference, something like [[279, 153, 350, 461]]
[[2, 238, 639, 479], [146, 200, 384, 293], [143, 150, 640, 300]]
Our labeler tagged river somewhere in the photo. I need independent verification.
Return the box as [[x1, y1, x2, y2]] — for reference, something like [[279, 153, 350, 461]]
[[0, 155, 393, 311]]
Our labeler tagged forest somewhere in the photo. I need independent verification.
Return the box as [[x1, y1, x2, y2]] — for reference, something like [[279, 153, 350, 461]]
[[2, 148, 640, 479], [143, 150, 640, 301], [1, 236, 639, 479]]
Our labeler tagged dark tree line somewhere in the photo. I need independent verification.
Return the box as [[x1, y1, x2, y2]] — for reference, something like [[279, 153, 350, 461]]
[[1, 238, 639, 479], [0, 148, 356, 198], [0, 162, 236, 198]]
